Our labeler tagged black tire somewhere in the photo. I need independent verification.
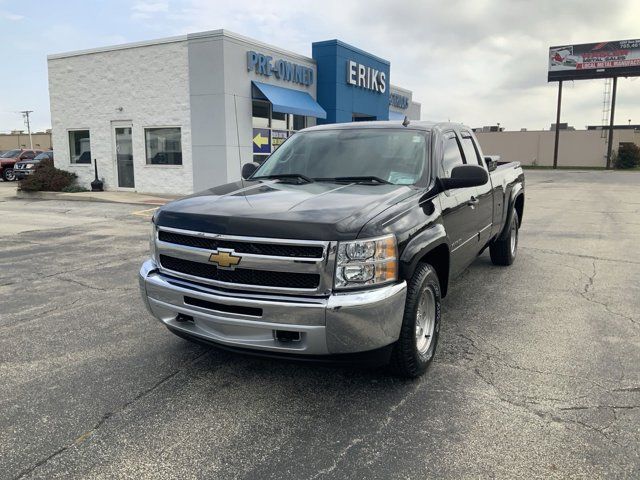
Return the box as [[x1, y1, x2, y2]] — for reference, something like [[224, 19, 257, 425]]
[[490, 209, 519, 266], [2, 168, 16, 182], [390, 263, 442, 378]]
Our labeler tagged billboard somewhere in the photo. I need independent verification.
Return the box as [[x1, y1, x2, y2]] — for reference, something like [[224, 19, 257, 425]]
[[548, 39, 640, 81]]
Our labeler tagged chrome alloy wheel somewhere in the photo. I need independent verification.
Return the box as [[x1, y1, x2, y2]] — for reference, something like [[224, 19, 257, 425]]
[[5, 169, 15, 181], [510, 220, 518, 256], [415, 286, 436, 355]]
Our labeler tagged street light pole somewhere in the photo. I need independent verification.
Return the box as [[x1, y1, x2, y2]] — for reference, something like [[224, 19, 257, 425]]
[[20, 110, 34, 149]]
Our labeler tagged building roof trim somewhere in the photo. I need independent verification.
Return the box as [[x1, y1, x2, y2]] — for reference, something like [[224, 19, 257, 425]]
[[47, 29, 314, 64]]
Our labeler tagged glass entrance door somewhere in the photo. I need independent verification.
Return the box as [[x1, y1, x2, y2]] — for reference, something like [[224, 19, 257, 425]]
[[115, 126, 134, 188]]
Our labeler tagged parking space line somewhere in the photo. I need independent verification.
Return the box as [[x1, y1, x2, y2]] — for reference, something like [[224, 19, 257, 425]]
[[131, 207, 158, 217]]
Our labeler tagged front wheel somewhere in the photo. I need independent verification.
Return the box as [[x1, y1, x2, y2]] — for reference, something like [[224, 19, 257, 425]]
[[2, 168, 16, 181], [490, 209, 519, 266], [390, 263, 442, 378]]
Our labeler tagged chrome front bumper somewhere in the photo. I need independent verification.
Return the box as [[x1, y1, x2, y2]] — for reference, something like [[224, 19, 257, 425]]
[[139, 259, 407, 355]]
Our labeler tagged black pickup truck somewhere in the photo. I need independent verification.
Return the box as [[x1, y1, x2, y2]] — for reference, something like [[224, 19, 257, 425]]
[[139, 121, 524, 377]]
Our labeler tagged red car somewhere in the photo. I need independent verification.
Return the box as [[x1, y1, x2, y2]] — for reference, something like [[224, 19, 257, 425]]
[[0, 149, 43, 181]]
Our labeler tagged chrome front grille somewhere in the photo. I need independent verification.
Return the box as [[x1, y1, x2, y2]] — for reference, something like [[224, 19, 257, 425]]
[[155, 226, 334, 296], [158, 230, 323, 258]]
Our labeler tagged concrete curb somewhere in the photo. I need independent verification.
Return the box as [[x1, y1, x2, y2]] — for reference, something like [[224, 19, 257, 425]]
[[14, 190, 177, 206]]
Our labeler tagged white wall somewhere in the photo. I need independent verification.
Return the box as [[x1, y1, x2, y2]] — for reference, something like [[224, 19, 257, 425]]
[[48, 39, 193, 195], [187, 30, 318, 192], [476, 129, 640, 167]]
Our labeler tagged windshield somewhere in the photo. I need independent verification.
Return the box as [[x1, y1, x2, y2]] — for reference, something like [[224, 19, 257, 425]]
[[34, 152, 51, 160], [1, 150, 21, 158], [253, 128, 428, 185]]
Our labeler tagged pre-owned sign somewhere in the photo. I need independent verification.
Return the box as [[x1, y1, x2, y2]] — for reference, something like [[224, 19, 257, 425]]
[[247, 51, 314, 86], [548, 39, 640, 81]]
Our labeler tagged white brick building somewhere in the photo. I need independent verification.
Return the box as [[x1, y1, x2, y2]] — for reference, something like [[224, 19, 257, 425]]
[[48, 30, 421, 195]]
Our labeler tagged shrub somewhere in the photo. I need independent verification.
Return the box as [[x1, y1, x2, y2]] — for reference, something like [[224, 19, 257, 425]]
[[18, 158, 79, 192], [61, 185, 89, 193], [613, 143, 640, 169]]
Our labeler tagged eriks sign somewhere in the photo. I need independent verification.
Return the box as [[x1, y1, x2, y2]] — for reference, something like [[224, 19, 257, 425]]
[[247, 51, 314, 86], [346, 60, 386, 93]]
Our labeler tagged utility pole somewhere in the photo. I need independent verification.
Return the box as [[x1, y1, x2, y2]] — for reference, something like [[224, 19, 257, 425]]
[[605, 77, 618, 169], [552, 81, 563, 169], [20, 110, 33, 149]]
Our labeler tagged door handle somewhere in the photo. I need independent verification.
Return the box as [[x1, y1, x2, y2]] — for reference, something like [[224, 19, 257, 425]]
[[467, 196, 479, 207]]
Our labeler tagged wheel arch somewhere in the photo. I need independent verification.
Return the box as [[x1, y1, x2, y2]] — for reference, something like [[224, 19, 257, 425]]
[[499, 183, 524, 239], [400, 225, 451, 298]]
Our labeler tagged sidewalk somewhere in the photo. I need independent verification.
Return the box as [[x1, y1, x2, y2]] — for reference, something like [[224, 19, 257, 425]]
[[13, 186, 179, 206]]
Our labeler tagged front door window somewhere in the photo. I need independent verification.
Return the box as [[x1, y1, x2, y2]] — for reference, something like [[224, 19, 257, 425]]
[[115, 127, 134, 188]]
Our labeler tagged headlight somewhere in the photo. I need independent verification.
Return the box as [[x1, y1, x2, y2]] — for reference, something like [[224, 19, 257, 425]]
[[149, 222, 157, 262], [25, 163, 34, 169], [335, 235, 398, 290]]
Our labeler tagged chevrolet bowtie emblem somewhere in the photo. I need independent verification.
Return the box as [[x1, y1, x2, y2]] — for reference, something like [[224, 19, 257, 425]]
[[208, 249, 241, 269]]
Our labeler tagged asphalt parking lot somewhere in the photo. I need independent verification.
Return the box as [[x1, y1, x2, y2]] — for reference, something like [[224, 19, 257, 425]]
[[1, 170, 639, 479]]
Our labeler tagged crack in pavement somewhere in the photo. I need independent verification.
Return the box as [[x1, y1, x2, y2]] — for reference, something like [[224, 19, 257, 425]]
[[12, 349, 211, 480], [308, 380, 423, 479], [468, 364, 628, 450], [576, 261, 639, 328], [520, 246, 640, 266], [55, 276, 107, 292], [527, 252, 638, 329], [455, 331, 612, 392], [444, 329, 637, 452]]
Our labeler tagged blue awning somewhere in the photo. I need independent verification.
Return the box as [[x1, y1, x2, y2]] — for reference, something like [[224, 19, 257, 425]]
[[252, 81, 326, 119], [388, 110, 407, 121]]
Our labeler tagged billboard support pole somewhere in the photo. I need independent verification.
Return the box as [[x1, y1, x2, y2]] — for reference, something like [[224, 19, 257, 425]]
[[606, 76, 618, 169], [552, 80, 563, 169]]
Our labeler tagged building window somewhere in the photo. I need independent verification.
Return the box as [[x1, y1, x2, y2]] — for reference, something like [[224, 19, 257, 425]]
[[292, 115, 306, 131], [69, 130, 91, 164], [272, 111, 287, 130], [252, 101, 270, 128], [145, 127, 182, 165], [251, 100, 308, 163]]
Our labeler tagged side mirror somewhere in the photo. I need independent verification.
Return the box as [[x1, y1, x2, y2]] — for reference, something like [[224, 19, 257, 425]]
[[241, 162, 260, 180], [484, 156, 499, 172], [439, 165, 488, 190]]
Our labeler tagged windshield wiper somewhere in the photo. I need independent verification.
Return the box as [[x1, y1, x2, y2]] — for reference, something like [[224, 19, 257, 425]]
[[317, 176, 391, 184], [251, 173, 314, 184]]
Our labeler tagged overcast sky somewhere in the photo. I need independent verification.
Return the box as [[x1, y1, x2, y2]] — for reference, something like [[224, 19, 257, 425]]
[[1, 0, 638, 132]]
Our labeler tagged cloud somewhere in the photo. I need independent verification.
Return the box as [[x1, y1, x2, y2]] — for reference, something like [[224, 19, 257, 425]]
[[2, 11, 24, 21], [2, 0, 639, 131], [155, 0, 640, 129], [131, 0, 169, 20]]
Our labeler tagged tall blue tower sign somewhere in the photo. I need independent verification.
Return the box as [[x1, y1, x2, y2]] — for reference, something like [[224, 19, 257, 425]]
[[312, 40, 391, 124]]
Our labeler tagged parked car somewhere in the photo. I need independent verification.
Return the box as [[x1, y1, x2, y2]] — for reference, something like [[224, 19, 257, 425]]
[[14, 151, 54, 180], [139, 121, 525, 377], [0, 149, 44, 181]]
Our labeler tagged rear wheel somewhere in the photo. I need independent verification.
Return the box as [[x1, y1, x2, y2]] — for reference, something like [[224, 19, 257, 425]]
[[391, 263, 441, 378], [3, 168, 16, 181], [490, 209, 519, 266]]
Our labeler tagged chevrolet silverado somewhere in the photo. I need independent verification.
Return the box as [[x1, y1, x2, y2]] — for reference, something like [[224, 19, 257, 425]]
[[139, 121, 524, 377]]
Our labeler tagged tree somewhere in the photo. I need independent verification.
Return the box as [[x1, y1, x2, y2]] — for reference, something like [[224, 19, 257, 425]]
[[613, 143, 640, 169]]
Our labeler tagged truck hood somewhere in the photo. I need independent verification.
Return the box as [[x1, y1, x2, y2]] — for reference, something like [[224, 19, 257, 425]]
[[155, 180, 419, 240]]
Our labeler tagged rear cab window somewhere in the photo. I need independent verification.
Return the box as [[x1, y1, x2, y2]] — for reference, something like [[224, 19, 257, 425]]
[[460, 131, 483, 166]]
